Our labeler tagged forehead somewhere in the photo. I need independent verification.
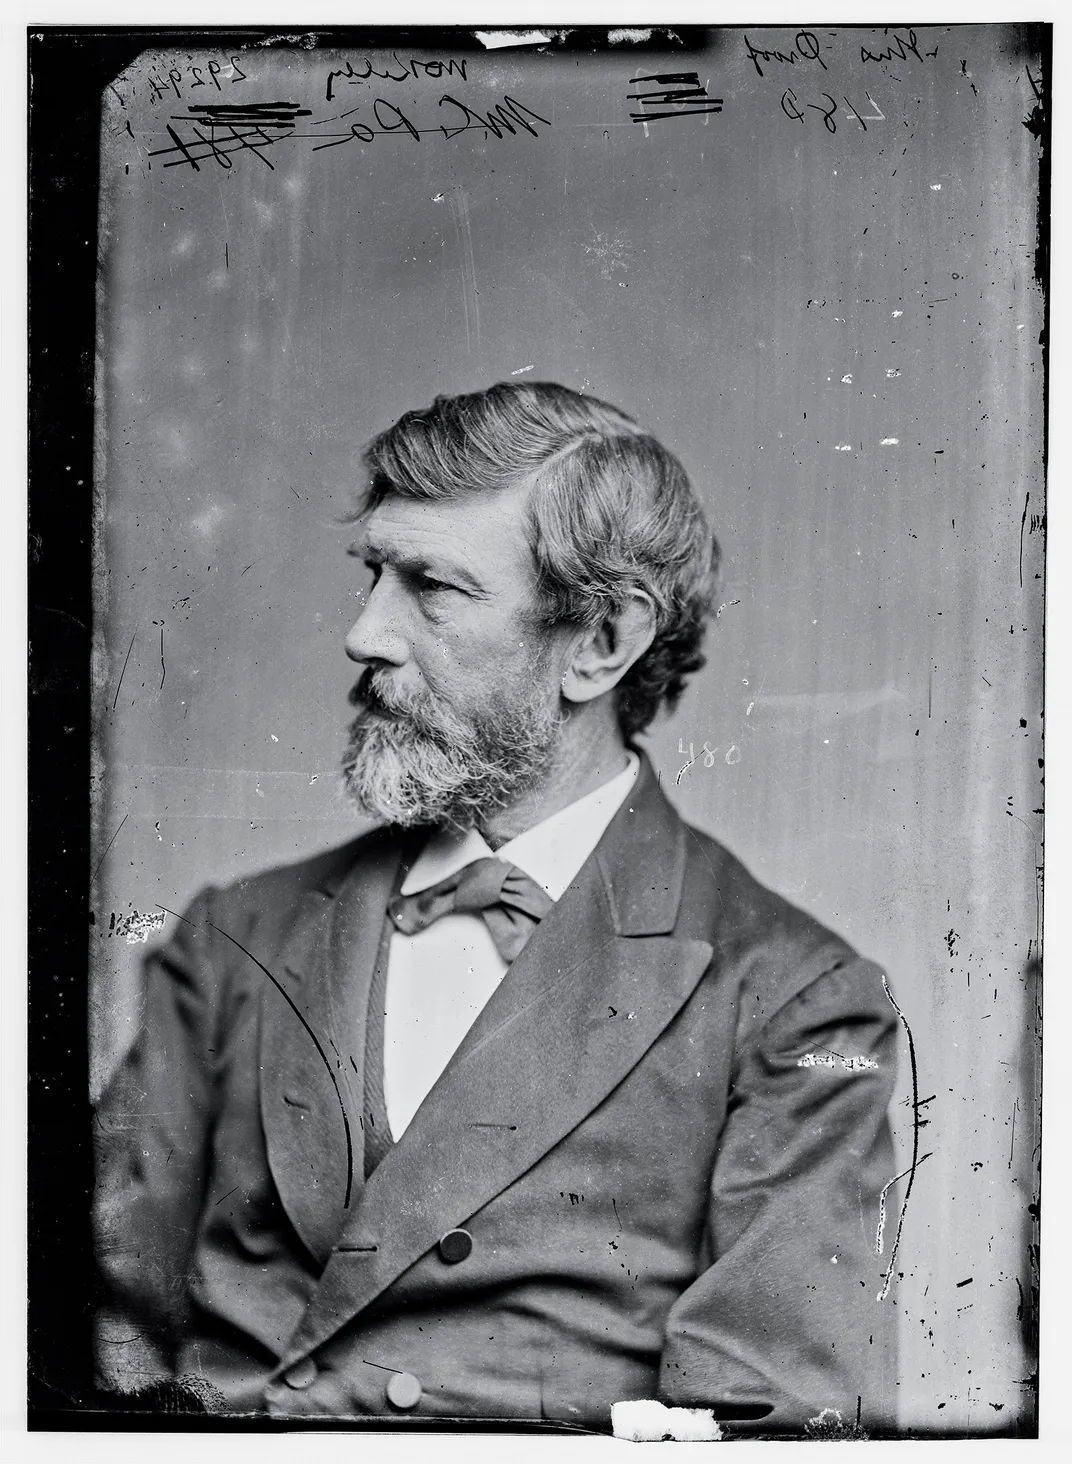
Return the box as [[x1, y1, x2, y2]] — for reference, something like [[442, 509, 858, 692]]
[[359, 482, 535, 584]]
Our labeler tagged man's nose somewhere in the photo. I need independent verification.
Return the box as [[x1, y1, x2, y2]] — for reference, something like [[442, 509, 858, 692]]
[[344, 580, 409, 666]]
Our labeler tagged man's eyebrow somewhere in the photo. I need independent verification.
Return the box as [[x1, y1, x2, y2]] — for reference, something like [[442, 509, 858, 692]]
[[346, 539, 488, 594]]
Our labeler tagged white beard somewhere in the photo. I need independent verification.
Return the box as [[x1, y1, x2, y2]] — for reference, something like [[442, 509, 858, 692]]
[[342, 664, 563, 830]]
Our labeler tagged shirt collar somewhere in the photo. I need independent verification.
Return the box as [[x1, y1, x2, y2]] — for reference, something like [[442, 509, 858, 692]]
[[400, 751, 641, 901]]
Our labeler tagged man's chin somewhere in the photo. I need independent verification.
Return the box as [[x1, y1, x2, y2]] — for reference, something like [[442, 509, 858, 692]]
[[342, 723, 465, 828], [341, 682, 563, 830]]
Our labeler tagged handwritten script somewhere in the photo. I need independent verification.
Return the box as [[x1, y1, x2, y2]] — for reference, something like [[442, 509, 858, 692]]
[[860, 29, 925, 66], [326, 54, 469, 101], [147, 93, 550, 171], [744, 31, 827, 80]]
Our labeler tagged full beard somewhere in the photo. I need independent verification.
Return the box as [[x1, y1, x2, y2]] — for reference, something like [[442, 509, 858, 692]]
[[342, 663, 564, 831]]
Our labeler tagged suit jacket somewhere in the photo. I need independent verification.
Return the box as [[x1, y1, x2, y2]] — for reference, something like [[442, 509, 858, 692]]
[[94, 756, 899, 1433]]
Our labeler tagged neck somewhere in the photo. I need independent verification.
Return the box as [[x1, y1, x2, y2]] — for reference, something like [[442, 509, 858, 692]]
[[478, 702, 632, 848]]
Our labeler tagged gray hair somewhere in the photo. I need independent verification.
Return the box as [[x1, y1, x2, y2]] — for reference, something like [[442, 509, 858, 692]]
[[358, 381, 719, 739]]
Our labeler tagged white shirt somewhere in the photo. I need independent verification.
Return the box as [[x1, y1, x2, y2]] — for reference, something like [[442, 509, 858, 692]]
[[383, 751, 641, 1138]]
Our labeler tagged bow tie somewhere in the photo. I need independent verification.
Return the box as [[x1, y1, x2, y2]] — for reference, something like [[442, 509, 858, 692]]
[[388, 857, 555, 964]]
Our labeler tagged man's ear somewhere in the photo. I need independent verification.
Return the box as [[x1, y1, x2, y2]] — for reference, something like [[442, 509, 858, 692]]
[[561, 593, 657, 706]]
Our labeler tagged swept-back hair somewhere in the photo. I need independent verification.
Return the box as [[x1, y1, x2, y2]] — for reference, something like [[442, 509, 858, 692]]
[[358, 381, 720, 739]]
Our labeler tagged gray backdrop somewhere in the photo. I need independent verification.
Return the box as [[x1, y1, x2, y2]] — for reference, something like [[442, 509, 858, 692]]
[[91, 25, 1045, 1435]]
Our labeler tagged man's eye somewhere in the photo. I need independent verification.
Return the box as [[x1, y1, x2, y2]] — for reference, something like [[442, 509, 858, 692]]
[[418, 576, 454, 595]]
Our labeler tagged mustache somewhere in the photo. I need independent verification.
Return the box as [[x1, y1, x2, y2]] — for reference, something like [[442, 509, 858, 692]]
[[348, 668, 410, 715], [348, 666, 459, 741]]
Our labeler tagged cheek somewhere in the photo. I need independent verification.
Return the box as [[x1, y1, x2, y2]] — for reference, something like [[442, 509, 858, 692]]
[[413, 599, 555, 695], [407, 617, 494, 695], [436, 628, 548, 701]]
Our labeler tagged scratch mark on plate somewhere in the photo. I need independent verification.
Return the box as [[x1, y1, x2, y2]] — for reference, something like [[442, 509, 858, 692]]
[[207, 919, 355, 1207], [112, 630, 137, 710], [875, 971, 925, 1300], [92, 813, 129, 879]]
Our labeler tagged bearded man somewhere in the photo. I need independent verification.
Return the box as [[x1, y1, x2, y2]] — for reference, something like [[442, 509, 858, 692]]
[[94, 382, 898, 1434]]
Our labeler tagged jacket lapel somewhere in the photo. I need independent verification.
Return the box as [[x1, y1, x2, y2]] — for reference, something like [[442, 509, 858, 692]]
[[281, 759, 713, 1363], [258, 829, 416, 1266]]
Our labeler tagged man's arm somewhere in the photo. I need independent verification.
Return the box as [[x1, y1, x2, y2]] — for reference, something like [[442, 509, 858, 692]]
[[658, 954, 900, 1436], [93, 888, 224, 1388]]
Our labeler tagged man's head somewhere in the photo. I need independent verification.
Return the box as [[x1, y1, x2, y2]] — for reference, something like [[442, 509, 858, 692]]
[[342, 381, 719, 829]]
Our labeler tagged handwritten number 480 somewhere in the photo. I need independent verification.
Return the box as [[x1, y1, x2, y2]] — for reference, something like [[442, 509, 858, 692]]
[[677, 740, 741, 782], [781, 88, 884, 133]]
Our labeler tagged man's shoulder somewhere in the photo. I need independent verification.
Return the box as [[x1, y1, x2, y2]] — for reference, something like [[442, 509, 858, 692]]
[[206, 824, 402, 923], [675, 817, 869, 1019]]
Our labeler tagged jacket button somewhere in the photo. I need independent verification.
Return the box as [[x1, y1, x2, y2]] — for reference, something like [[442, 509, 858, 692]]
[[438, 1228, 473, 1263], [385, 1371, 422, 1410], [283, 1358, 318, 1389]]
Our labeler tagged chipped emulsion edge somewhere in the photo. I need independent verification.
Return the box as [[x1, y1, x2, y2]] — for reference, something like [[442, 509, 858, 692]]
[[474, 28, 674, 51], [611, 1399, 722, 1442], [473, 30, 558, 51]]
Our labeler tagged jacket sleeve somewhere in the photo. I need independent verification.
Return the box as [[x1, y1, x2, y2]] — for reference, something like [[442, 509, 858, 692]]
[[657, 953, 900, 1437], [93, 887, 225, 1386]]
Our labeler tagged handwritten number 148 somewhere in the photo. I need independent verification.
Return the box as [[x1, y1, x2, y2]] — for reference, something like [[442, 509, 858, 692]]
[[781, 88, 884, 133]]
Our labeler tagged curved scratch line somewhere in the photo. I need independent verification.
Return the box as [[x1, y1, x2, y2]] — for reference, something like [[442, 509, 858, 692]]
[[875, 1152, 932, 1256], [207, 920, 354, 1207], [876, 970, 920, 1300]]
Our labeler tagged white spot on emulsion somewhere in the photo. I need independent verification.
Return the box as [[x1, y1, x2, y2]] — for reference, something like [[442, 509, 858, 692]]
[[798, 1052, 879, 1071], [930, 183, 942, 190], [835, 443, 853, 452], [892, 309, 904, 317], [841, 374, 853, 384], [510, 365, 535, 375], [114, 909, 167, 945], [880, 437, 900, 445], [886, 367, 901, 378], [612, 1401, 721, 1443]]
